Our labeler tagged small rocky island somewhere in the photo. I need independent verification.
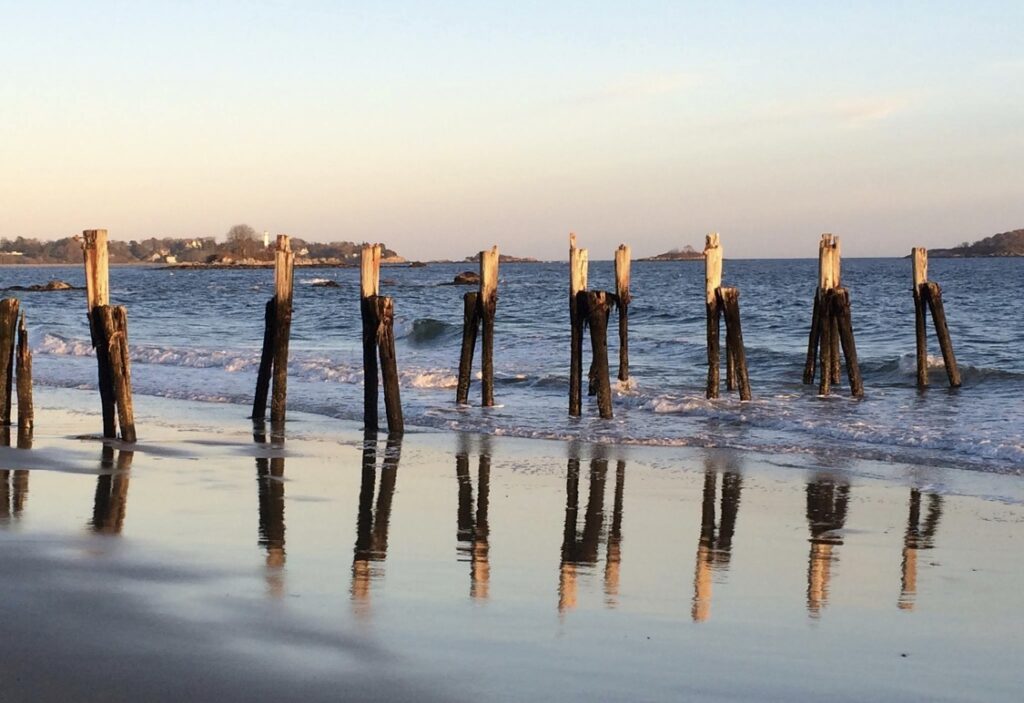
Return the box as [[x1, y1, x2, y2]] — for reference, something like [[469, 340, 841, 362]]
[[930, 229, 1024, 257], [639, 245, 703, 261]]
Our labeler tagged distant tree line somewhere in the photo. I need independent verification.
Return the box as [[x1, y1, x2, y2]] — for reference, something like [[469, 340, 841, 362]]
[[0, 224, 399, 264]]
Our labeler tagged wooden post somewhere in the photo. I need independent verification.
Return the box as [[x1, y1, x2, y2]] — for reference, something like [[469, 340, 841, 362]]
[[718, 288, 751, 401], [361, 244, 381, 431], [568, 234, 588, 417], [455, 292, 479, 405], [479, 246, 499, 407], [252, 298, 276, 418], [82, 229, 116, 438], [94, 306, 136, 442], [912, 248, 929, 388], [376, 296, 404, 434], [583, 291, 613, 419], [614, 244, 631, 382], [704, 234, 722, 399], [832, 289, 864, 398], [0, 299, 19, 425], [924, 282, 961, 388], [828, 237, 842, 384], [270, 235, 294, 424], [16, 312, 33, 433], [818, 289, 834, 396]]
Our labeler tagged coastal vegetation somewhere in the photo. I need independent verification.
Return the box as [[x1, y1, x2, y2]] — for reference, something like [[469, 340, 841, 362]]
[[0, 224, 399, 266], [929, 228, 1024, 257]]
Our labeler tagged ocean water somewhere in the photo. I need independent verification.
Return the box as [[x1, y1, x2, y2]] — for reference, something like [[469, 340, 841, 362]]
[[5, 257, 1023, 472]]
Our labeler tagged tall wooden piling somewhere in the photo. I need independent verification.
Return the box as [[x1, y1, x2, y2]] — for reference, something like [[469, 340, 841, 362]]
[[912, 248, 929, 388], [479, 246, 499, 407], [568, 234, 588, 417], [583, 291, 614, 419], [719, 288, 751, 401], [270, 236, 294, 424], [804, 234, 860, 397], [360, 244, 403, 434], [0, 299, 19, 425], [923, 282, 961, 388], [614, 244, 631, 382], [96, 305, 137, 443], [455, 292, 479, 405], [705, 234, 723, 399], [82, 229, 116, 438], [361, 244, 382, 431], [16, 313, 32, 433], [831, 289, 864, 397], [911, 248, 961, 389], [252, 299, 276, 418]]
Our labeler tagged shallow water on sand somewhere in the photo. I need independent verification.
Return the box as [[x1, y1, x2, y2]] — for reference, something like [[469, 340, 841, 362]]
[[1, 390, 1022, 701], [4, 257, 1022, 475]]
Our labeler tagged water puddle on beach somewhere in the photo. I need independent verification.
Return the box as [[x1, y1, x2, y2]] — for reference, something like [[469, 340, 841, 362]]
[[1, 396, 1023, 702]]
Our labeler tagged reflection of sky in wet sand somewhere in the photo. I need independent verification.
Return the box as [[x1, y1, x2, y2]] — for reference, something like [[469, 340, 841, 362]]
[[1, 406, 1022, 701]]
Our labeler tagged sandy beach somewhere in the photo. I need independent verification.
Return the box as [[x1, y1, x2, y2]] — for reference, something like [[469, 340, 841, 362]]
[[0, 387, 1019, 702]]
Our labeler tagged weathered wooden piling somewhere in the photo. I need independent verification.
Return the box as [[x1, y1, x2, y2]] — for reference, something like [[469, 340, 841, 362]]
[[95, 305, 137, 443], [361, 244, 382, 430], [270, 236, 295, 423], [911, 248, 961, 388], [804, 234, 862, 397], [457, 247, 499, 406], [582, 291, 614, 419], [252, 299, 276, 417], [719, 288, 752, 401], [614, 244, 631, 382], [16, 313, 32, 433], [82, 229, 117, 438], [360, 244, 403, 434], [568, 234, 588, 417], [704, 235, 722, 399], [704, 234, 752, 401], [0, 299, 20, 425], [455, 291, 479, 405], [479, 246, 499, 407], [912, 248, 930, 388]]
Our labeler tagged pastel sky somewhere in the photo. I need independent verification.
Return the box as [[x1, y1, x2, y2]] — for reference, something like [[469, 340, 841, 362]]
[[2, 1, 1022, 259]]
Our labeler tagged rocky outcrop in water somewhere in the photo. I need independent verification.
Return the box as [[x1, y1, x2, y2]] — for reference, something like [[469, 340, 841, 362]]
[[4, 279, 82, 292]]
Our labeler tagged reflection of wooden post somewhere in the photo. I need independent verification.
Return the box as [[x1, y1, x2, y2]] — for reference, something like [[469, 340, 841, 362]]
[[16, 312, 33, 433], [351, 432, 402, 614], [270, 236, 294, 424], [568, 234, 588, 417], [899, 489, 943, 610], [90, 448, 133, 534], [614, 245, 631, 382], [603, 460, 625, 607], [82, 230, 116, 438], [805, 478, 849, 617], [479, 246, 499, 407]]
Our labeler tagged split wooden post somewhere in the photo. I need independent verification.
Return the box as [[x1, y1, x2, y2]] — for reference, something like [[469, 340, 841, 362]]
[[568, 234, 588, 417], [479, 246, 499, 407], [0, 299, 19, 425], [911, 248, 961, 388], [360, 244, 382, 431], [582, 291, 614, 419], [252, 299, 276, 417], [704, 234, 722, 399], [614, 244, 631, 382], [96, 305, 137, 443], [16, 312, 32, 433], [805, 234, 862, 397], [455, 291, 479, 405], [718, 288, 752, 401], [360, 244, 404, 434], [912, 248, 929, 388], [924, 282, 961, 388], [270, 235, 295, 424], [376, 296, 404, 434], [82, 229, 116, 438]]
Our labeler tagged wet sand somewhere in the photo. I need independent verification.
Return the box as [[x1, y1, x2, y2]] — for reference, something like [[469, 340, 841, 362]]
[[1, 388, 1022, 701]]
